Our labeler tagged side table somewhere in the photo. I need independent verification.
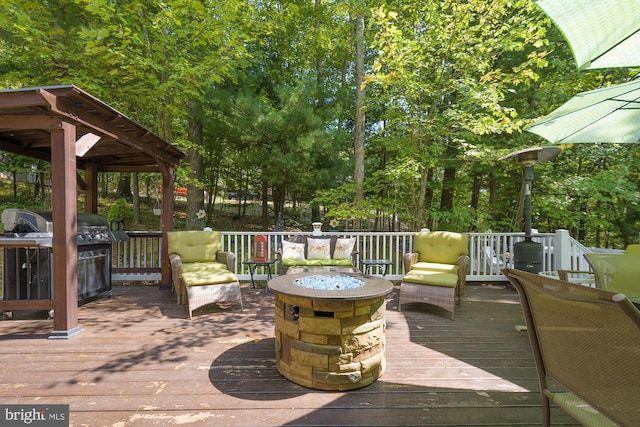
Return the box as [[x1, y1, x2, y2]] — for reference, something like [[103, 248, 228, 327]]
[[360, 259, 393, 276], [243, 259, 277, 292]]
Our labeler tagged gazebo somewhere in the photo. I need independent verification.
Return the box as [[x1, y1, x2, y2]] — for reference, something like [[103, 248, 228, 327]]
[[0, 85, 184, 338]]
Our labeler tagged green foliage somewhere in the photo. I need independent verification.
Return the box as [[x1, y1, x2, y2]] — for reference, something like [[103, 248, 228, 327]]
[[0, 195, 45, 216], [106, 199, 134, 230], [2, 0, 640, 247], [535, 144, 640, 247]]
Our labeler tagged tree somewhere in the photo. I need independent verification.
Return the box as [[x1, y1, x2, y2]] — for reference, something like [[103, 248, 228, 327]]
[[353, 10, 366, 202], [3, 0, 640, 245], [364, 0, 550, 230]]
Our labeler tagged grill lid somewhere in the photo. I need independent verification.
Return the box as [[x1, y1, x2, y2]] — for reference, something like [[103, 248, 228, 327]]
[[2, 209, 113, 244], [2, 209, 52, 234]]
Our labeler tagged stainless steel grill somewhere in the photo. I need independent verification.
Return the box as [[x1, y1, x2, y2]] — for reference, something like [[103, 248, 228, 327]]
[[1, 209, 115, 303]]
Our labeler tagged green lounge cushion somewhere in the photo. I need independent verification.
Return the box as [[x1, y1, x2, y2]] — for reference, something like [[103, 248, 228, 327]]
[[410, 262, 459, 274], [181, 262, 228, 274], [181, 269, 238, 287], [403, 270, 457, 288]]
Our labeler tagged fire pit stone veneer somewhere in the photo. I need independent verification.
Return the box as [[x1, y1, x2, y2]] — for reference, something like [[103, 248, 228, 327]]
[[269, 272, 393, 391]]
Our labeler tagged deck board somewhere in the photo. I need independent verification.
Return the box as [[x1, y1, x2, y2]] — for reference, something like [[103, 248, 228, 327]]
[[0, 282, 579, 426]]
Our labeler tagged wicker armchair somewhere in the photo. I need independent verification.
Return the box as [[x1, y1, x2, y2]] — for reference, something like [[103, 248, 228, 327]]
[[399, 231, 469, 320], [503, 268, 640, 426], [167, 231, 242, 319]]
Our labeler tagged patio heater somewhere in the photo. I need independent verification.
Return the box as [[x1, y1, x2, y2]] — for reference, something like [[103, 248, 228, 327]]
[[501, 146, 561, 274]]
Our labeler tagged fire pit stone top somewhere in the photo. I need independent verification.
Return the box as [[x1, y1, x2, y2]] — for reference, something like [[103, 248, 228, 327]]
[[269, 272, 393, 300]]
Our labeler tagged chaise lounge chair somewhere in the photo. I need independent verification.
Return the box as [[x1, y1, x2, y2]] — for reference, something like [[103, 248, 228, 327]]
[[167, 230, 243, 319]]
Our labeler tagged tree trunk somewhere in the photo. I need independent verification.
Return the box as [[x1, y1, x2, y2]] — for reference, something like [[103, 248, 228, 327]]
[[470, 172, 481, 231], [186, 101, 204, 230], [353, 12, 365, 202], [470, 173, 481, 210], [417, 164, 429, 230], [116, 173, 131, 200], [311, 204, 321, 222], [100, 173, 108, 198], [272, 184, 286, 223], [489, 172, 498, 224], [261, 179, 269, 230], [12, 171, 17, 198], [315, 0, 325, 106], [132, 172, 140, 224], [440, 144, 458, 211]]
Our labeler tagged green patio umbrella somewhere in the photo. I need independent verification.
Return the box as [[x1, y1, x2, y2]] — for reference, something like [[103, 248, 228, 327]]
[[526, 78, 640, 144], [536, 0, 640, 70]]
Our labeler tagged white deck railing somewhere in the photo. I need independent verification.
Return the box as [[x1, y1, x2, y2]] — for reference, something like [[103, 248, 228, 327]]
[[111, 229, 592, 283], [111, 231, 163, 282]]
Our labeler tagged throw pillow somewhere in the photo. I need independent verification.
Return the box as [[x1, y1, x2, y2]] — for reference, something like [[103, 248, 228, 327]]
[[333, 237, 355, 260], [307, 238, 331, 259], [282, 240, 306, 260]]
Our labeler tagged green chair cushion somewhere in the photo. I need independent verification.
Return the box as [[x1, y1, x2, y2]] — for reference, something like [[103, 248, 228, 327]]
[[167, 230, 223, 264], [625, 244, 640, 254], [410, 262, 459, 274], [181, 269, 238, 287], [413, 231, 468, 265], [403, 270, 458, 288], [181, 262, 228, 274], [584, 253, 640, 297]]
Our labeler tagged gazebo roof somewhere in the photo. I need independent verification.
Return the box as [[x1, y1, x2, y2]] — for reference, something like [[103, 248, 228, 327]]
[[0, 85, 184, 172]]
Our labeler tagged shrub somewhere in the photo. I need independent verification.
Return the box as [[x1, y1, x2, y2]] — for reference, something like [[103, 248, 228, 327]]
[[106, 199, 134, 229]]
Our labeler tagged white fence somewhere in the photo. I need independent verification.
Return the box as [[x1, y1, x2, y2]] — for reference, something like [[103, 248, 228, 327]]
[[111, 229, 592, 283]]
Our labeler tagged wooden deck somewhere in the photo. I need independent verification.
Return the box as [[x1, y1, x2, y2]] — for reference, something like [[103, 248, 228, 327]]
[[0, 282, 580, 426]]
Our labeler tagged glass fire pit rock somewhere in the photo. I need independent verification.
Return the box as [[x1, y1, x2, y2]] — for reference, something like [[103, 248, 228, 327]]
[[294, 274, 365, 291]]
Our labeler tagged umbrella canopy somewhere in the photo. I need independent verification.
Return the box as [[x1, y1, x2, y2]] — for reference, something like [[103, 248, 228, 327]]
[[526, 78, 640, 144], [536, 0, 640, 70]]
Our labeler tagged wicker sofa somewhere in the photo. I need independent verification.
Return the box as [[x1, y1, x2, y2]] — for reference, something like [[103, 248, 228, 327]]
[[276, 235, 358, 275]]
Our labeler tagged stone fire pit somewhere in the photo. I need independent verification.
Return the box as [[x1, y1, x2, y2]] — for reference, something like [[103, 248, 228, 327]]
[[269, 272, 393, 391]]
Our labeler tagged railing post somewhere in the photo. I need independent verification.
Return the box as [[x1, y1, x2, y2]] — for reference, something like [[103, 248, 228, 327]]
[[554, 229, 571, 271]]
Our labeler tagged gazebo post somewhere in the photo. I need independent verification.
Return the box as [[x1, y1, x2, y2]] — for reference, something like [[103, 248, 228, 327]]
[[160, 165, 175, 287], [49, 122, 82, 339]]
